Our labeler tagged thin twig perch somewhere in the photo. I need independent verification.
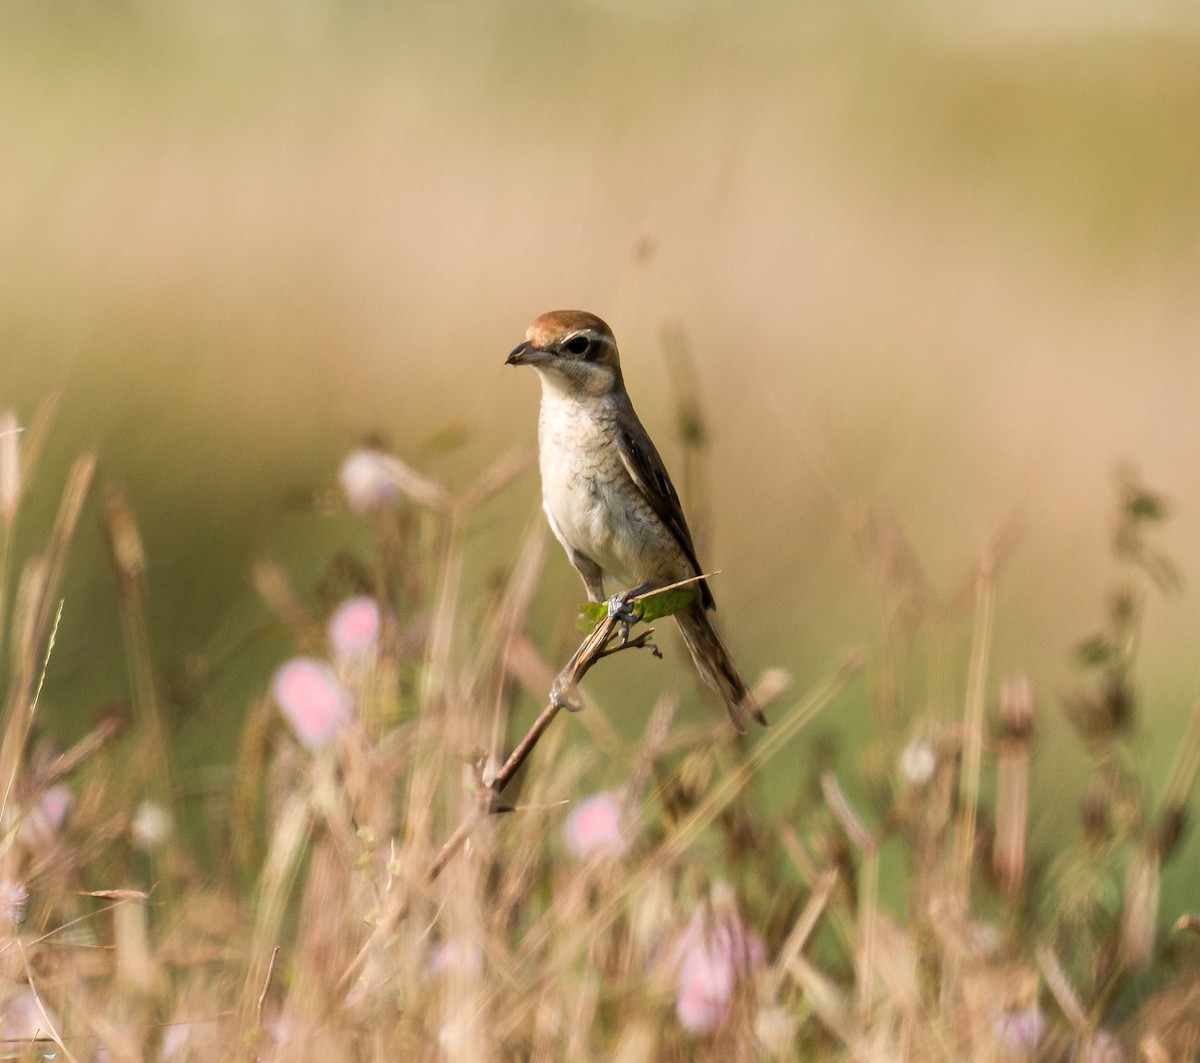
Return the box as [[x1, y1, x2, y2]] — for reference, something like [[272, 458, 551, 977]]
[[426, 600, 655, 882]]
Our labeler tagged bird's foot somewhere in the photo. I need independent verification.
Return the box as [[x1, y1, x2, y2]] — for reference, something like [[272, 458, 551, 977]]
[[606, 589, 646, 645]]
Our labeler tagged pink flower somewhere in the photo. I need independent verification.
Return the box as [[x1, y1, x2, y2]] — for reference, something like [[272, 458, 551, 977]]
[[428, 941, 484, 979], [995, 1007, 1046, 1055], [271, 657, 353, 749], [672, 907, 765, 1034], [563, 791, 629, 858], [1, 989, 57, 1042], [161, 1022, 192, 1060], [328, 596, 381, 662], [19, 783, 73, 847], [40, 784, 72, 830]]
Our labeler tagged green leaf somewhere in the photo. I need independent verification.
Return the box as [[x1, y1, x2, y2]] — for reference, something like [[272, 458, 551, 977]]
[[578, 601, 608, 632], [576, 586, 698, 633]]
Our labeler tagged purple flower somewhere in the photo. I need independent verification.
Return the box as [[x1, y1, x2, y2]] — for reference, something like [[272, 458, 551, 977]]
[[672, 907, 765, 1034], [328, 596, 381, 662], [271, 657, 353, 750], [563, 791, 629, 859]]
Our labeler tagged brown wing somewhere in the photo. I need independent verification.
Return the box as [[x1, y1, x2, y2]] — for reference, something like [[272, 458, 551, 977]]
[[615, 416, 716, 611]]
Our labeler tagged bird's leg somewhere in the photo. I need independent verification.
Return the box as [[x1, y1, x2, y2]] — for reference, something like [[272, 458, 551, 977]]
[[606, 583, 652, 645]]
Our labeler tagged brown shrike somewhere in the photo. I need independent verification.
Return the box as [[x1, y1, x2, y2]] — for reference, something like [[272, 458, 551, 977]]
[[506, 310, 765, 733]]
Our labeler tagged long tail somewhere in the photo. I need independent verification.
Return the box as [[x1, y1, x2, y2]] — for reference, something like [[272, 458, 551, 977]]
[[674, 603, 768, 733]]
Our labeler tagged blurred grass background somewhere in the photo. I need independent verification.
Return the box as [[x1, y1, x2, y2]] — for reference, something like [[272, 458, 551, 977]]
[[2, 1, 1200, 914]]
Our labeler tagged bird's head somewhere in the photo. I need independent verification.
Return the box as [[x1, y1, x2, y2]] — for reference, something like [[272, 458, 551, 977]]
[[506, 310, 623, 397]]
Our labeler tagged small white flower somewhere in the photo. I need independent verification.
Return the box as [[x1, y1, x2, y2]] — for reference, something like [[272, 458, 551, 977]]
[[0, 880, 27, 927], [900, 738, 936, 786], [339, 449, 399, 515], [132, 801, 172, 852]]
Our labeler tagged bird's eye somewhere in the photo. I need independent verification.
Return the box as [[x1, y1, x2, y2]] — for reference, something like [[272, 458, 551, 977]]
[[564, 335, 591, 356]]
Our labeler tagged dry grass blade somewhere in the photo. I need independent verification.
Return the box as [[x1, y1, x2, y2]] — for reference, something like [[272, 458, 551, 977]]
[[952, 549, 995, 901], [0, 409, 18, 528], [403, 509, 465, 857], [15, 938, 80, 1063], [769, 869, 838, 998], [788, 953, 854, 1045], [252, 561, 318, 648], [994, 675, 1033, 896], [1119, 845, 1161, 972], [460, 445, 535, 511], [1158, 699, 1200, 849], [821, 771, 877, 855], [0, 451, 96, 807], [241, 793, 311, 1021], [1036, 944, 1089, 1032], [13, 395, 61, 502], [39, 714, 124, 787], [84, 889, 151, 901], [103, 488, 172, 816], [0, 395, 60, 530], [379, 453, 455, 513]]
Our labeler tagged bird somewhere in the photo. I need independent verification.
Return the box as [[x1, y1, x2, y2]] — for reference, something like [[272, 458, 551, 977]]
[[505, 309, 766, 732]]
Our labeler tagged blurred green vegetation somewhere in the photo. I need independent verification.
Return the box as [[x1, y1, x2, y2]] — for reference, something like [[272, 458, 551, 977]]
[[2, 1, 1200, 924]]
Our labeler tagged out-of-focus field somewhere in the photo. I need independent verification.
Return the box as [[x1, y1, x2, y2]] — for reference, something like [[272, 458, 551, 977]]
[[3, 0, 1200, 950]]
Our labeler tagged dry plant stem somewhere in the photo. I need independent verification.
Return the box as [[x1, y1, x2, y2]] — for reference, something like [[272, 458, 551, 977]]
[[255, 946, 281, 1029], [426, 607, 637, 883], [769, 869, 838, 999], [104, 489, 171, 809], [16, 938, 79, 1063], [402, 506, 466, 856], [0, 397, 60, 644], [0, 454, 94, 846], [953, 551, 994, 900], [820, 771, 880, 1024], [425, 572, 714, 885], [1160, 699, 1200, 838]]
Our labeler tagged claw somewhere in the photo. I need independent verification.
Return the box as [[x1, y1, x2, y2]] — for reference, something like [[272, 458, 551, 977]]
[[606, 591, 644, 645]]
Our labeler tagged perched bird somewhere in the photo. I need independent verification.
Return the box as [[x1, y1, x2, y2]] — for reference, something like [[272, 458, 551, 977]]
[[506, 310, 766, 732]]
